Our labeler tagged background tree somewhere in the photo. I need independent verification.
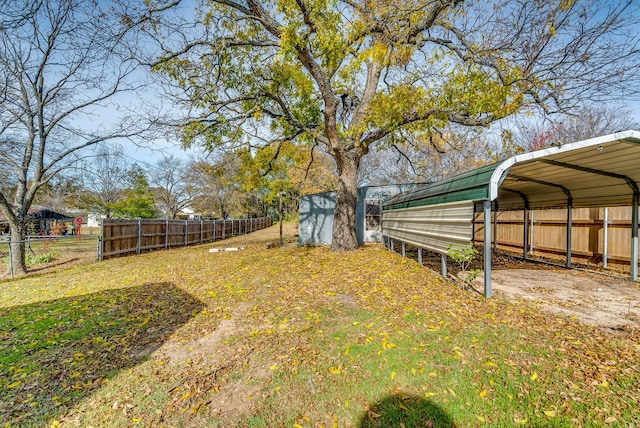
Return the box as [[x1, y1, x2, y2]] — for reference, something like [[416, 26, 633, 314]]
[[0, 0, 144, 275], [499, 105, 640, 158], [149, 155, 199, 219], [237, 140, 337, 218], [112, 165, 158, 219], [358, 128, 492, 185], [77, 147, 131, 219], [189, 156, 246, 219], [32, 174, 82, 214], [144, 0, 640, 251]]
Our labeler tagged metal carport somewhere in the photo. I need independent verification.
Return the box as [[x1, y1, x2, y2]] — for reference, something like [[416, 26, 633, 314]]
[[382, 130, 640, 298]]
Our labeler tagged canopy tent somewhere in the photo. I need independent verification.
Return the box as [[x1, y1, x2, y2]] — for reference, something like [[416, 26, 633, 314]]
[[382, 130, 640, 297]]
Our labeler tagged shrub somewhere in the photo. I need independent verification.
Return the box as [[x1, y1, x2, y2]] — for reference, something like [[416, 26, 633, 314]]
[[447, 243, 480, 285]]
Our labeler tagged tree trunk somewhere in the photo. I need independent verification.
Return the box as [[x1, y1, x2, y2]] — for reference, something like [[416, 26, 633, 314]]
[[331, 151, 360, 251], [7, 221, 28, 276]]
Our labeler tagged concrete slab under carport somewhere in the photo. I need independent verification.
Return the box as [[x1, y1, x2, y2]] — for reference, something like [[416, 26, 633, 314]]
[[394, 243, 640, 331], [488, 267, 640, 331]]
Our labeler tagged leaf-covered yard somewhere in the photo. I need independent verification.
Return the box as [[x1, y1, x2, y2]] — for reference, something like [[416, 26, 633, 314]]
[[1, 224, 638, 427]]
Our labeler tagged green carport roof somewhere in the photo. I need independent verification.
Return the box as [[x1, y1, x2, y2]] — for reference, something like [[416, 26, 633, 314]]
[[383, 162, 500, 210], [384, 130, 640, 212]]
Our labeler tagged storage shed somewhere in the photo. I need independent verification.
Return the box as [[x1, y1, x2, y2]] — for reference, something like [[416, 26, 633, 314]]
[[299, 184, 419, 246], [383, 130, 640, 298]]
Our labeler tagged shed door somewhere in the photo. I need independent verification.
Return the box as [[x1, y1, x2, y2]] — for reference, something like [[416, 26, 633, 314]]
[[365, 199, 382, 231]]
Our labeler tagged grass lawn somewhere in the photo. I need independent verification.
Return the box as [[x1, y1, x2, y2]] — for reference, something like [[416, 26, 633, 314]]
[[0, 223, 638, 427], [1, 235, 98, 280]]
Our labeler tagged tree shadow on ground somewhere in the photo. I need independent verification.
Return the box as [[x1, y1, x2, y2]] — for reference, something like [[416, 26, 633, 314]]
[[358, 394, 455, 428], [0, 282, 204, 425]]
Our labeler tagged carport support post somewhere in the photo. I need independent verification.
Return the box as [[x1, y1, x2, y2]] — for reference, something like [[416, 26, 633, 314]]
[[402, 242, 406, 257], [441, 254, 447, 278], [483, 200, 492, 298], [631, 194, 638, 280], [417, 248, 423, 264]]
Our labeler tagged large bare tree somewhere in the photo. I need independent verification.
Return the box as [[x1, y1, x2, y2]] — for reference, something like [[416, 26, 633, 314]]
[[141, 0, 640, 251], [77, 146, 131, 219], [150, 155, 200, 219], [0, 0, 145, 275]]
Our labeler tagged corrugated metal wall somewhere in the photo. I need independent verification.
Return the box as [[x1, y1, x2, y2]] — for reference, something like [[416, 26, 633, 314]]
[[382, 200, 475, 254], [298, 192, 336, 245]]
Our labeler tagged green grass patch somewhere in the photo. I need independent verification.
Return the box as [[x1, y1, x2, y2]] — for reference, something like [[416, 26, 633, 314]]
[[25, 251, 58, 265], [0, 224, 638, 427], [0, 283, 204, 426]]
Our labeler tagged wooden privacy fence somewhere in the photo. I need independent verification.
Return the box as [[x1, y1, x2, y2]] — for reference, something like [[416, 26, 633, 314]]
[[99, 217, 271, 260], [474, 207, 638, 272]]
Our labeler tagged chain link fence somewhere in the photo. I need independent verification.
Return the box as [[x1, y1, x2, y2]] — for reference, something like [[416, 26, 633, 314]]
[[0, 235, 99, 279]]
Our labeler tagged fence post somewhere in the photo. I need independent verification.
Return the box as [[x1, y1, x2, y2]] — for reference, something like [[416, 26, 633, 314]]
[[98, 219, 104, 261], [8, 240, 13, 280], [529, 210, 534, 255], [492, 203, 498, 254], [137, 219, 141, 254], [165, 219, 169, 249], [566, 205, 573, 268], [631, 195, 638, 281], [222, 220, 226, 239], [603, 207, 608, 268], [184, 220, 188, 246], [523, 209, 529, 260]]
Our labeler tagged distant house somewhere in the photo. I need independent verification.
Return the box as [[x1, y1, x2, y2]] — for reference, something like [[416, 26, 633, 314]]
[[176, 207, 201, 221], [0, 206, 74, 235], [87, 212, 104, 228], [298, 184, 420, 246]]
